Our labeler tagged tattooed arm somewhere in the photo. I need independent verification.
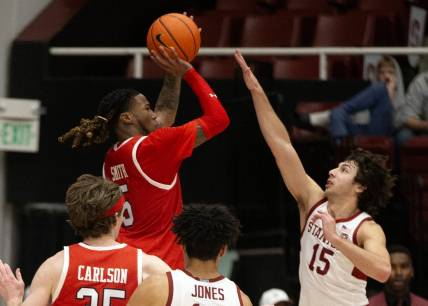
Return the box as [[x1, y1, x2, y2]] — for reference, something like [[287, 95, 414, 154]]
[[155, 73, 182, 127], [151, 46, 191, 127]]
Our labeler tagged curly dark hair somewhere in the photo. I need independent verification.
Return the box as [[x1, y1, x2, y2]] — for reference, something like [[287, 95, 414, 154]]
[[345, 148, 395, 216], [172, 204, 241, 261], [58, 88, 140, 148], [65, 174, 123, 238]]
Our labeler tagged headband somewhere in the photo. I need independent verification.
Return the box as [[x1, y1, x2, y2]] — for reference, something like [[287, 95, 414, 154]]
[[96, 115, 109, 122], [104, 196, 126, 217]]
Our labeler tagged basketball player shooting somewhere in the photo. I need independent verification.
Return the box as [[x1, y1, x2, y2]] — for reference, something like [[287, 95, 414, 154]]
[[58, 41, 230, 270], [235, 49, 394, 306]]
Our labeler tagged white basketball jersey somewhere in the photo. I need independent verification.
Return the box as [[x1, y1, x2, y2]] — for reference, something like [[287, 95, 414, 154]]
[[299, 200, 372, 306], [166, 269, 243, 306]]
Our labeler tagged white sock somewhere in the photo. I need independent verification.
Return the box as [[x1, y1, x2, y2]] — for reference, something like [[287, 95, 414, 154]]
[[309, 110, 331, 128]]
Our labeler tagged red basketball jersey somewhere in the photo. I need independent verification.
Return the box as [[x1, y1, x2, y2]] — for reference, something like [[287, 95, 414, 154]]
[[52, 243, 142, 306], [103, 121, 197, 269]]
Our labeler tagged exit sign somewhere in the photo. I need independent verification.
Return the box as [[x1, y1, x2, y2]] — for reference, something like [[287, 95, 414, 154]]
[[0, 98, 41, 152]]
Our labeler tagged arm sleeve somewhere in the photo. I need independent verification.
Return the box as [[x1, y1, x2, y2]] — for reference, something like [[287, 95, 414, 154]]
[[183, 68, 230, 139]]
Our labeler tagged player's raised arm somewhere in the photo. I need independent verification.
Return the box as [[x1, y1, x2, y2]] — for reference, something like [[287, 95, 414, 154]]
[[235, 50, 324, 214], [150, 47, 229, 149], [151, 46, 190, 127]]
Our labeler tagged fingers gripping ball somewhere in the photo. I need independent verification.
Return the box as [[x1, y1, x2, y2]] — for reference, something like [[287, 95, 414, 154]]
[[147, 13, 201, 62]]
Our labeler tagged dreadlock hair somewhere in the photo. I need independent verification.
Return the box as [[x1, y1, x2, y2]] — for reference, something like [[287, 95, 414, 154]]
[[58, 88, 140, 148], [66, 174, 123, 238], [172, 204, 241, 261], [345, 148, 395, 216]]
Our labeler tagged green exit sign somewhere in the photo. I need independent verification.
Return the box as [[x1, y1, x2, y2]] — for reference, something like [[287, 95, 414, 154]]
[[0, 98, 41, 153]]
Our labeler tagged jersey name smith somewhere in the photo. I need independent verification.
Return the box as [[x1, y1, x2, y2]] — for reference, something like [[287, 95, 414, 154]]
[[110, 164, 128, 181]]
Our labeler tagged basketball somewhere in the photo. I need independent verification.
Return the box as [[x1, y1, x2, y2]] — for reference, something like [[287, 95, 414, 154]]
[[147, 13, 201, 62]]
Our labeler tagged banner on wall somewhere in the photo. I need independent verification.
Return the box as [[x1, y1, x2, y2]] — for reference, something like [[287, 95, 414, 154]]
[[408, 6, 427, 68], [363, 54, 382, 82]]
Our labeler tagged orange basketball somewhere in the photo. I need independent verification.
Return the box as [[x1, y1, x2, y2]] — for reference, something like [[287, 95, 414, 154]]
[[147, 13, 201, 62]]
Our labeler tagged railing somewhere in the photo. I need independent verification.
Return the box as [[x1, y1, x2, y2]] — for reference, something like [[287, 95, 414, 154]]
[[50, 47, 428, 80]]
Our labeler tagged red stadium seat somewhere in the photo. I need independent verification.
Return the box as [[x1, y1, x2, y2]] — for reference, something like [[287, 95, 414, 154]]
[[354, 135, 394, 167], [197, 58, 236, 79], [358, 0, 404, 11], [286, 0, 333, 11], [273, 57, 319, 80], [313, 13, 367, 46], [239, 14, 297, 47]]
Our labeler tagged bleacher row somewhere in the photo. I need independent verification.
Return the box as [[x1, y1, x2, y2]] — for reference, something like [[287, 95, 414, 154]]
[[129, 0, 410, 79]]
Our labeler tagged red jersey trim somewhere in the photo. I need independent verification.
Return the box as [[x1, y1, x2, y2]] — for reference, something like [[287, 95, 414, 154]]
[[182, 270, 225, 283], [77, 242, 127, 251], [351, 217, 373, 281], [236, 285, 244, 306], [336, 210, 363, 224], [166, 271, 173, 306], [52, 246, 69, 303], [131, 136, 178, 190], [352, 217, 373, 245], [351, 267, 368, 281], [137, 249, 143, 285], [113, 138, 133, 151], [300, 198, 326, 236]]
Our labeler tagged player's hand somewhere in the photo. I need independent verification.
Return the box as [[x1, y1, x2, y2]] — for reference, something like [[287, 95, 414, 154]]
[[312, 211, 339, 244], [149, 46, 192, 77], [234, 49, 262, 93], [183, 11, 202, 33], [0, 260, 25, 305]]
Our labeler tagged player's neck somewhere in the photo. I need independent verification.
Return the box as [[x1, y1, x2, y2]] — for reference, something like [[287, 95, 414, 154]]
[[116, 125, 145, 141], [327, 196, 360, 219], [82, 234, 119, 247], [186, 258, 221, 280]]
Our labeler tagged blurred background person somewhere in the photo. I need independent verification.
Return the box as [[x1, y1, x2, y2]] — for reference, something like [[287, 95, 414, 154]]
[[369, 244, 428, 306], [259, 288, 293, 306]]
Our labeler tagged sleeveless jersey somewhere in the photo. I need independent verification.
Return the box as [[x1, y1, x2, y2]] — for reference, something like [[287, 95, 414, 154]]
[[103, 122, 197, 269], [299, 200, 373, 306], [52, 243, 142, 306], [166, 270, 244, 306]]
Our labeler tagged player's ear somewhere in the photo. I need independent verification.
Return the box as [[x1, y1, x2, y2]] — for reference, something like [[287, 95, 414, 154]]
[[218, 245, 228, 257], [119, 112, 134, 124]]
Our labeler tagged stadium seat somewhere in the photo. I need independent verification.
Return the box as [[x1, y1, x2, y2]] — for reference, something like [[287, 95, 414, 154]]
[[363, 10, 403, 46], [197, 58, 236, 79], [400, 136, 428, 176], [195, 14, 233, 47], [354, 135, 394, 167], [215, 0, 260, 12], [357, 0, 403, 11], [313, 13, 367, 46], [285, 0, 333, 11], [240, 14, 297, 47], [273, 57, 319, 80]]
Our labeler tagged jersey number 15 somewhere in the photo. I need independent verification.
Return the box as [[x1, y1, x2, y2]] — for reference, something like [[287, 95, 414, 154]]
[[308, 243, 334, 275]]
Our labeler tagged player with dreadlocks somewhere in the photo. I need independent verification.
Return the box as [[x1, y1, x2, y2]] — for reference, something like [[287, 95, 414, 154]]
[[58, 46, 230, 270], [128, 204, 253, 306]]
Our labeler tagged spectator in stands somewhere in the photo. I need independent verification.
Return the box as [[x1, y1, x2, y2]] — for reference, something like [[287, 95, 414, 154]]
[[395, 72, 428, 145], [259, 288, 293, 306], [296, 56, 406, 141], [369, 244, 428, 306]]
